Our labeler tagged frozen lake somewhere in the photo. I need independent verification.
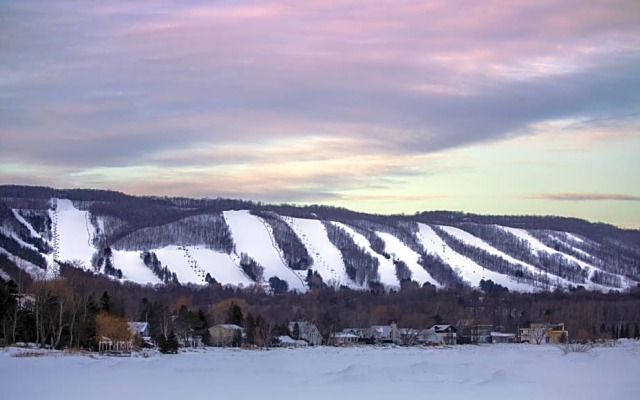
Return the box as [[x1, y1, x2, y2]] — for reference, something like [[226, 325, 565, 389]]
[[2, 343, 639, 400]]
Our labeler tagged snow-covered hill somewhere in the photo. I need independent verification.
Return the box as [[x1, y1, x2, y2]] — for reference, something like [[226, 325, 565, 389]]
[[0, 187, 638, 293]]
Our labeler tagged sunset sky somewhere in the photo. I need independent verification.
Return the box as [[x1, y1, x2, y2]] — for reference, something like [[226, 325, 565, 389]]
[[1, 1, 639, 227]]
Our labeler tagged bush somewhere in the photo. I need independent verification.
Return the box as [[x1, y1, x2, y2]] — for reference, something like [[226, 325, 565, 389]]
[[559, 342, 593, 355]]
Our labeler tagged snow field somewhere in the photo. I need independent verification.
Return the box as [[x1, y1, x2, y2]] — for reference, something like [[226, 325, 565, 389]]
[[282, 217, 355, 288], [49, 199, 96, 269], [1, 344, 639, 400], [331, 222, 400, 288], [223, 211, 306, 291], [438, 225, 575, 288], [111, 250, 162, 285], [187, 247, 255, 287], [375, 231, 440, 287], [496, 226, 628, 289], [416, 224, 536, 291]]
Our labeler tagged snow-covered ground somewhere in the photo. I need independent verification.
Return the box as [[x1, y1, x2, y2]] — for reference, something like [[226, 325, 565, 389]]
[[416, 224, 537, 291], [282, 217, 354, 288], [376, 231, 440, 287], [496, 226, 628, 290], [111, 250, 162, 285], [1, 344, 639, 400], [438, 225, 575, 289], [332, 222, 400, 288], [50, 199, 96, 268], [188, 246, 255, 288], [223, 211, 306, 291]]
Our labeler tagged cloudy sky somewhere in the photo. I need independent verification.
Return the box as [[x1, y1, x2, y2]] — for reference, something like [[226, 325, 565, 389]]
[[1, 0, 639, 227]]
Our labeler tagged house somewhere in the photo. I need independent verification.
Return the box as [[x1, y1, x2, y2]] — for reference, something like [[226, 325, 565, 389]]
[[288, 321, 322, 345], [417, 328, 440, 345], [128, 322, 150, 338], [460, 324, 493, 344], [341, 328, 369, 342], [370, 323, 399, 344], [276, 335, 308, 348], [328, 332, 359, 346], [490, 332, 516, 344], [209, 324, 244, 347], [429, 325, 458, 345], [519, 323, 568, 344]]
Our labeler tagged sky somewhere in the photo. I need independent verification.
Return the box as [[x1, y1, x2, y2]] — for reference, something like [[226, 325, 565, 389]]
[[1, 0, 639, 228]]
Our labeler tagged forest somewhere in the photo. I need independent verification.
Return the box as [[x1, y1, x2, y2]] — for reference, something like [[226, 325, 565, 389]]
[[2, 259, 640, 351]]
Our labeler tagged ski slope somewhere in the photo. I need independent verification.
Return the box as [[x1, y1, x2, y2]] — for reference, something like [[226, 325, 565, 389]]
[[12, 210, 44, 240], [50, 199, 96, 269], [496, 226, 629, 289], [186, 246, 254, 288], [111, 250, 162, 285], [416, 224, 536, 291], [375, 231, 440, 287], [224, 211, 306, 291], [438, 225, 575, 288], [282, 217, 355, 288], [331, 222, 399, 288]]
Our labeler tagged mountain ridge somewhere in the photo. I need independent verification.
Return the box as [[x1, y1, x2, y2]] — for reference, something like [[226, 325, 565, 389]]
[[1, 185, 638, 292]]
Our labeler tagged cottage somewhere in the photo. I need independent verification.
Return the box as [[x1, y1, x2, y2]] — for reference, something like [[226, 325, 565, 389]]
[[329, 332, 359, 346], [209, 324, 244, 347], [370, 323, 399, 344], [341, 328, 369, 342], [288, 321, 322, 345], [490, 332, 516, 344], [429, 324, 458, 345], [460, 324, 493, 344], [519, 323, 568, 344], [417, 328, 440, 345], [276, 335, 308, 348]]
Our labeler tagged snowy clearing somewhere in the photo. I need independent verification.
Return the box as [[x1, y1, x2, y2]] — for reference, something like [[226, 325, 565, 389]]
[[332, 222, 399, 289], [438, 225, 575, 288], [50, 199, 96, 268], [223, 211, 306, 291], [1, 344, 639, 400], [496, 226, 628, 289], [376, 231, 440, 287], [416, 224, 536, 291], [111, 250, 162, 285], [282, 217, 354, 288]]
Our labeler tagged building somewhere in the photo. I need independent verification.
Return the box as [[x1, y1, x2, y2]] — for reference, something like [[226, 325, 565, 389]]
[[429, 325, 458, 345], [276, 335, 308, 348], [417, 328, 440, 345], [490, 332, 516, 344], [328, 332, 359, 346], [370, 323, 399, 344], [519, 323, 568, 344], [288, 321, 322, 345], [460, 324, 493, 344], [209, 324, 244, 347]]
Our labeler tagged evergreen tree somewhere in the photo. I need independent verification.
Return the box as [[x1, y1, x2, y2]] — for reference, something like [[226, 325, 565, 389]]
[[100, 291, 111, 313], [167, 330, 179, 354], [292, 322, 300, 340], [158, 334, 168, 353], [634, 324, 639, 339], [245, 313, 256, 346], [226, 303, 244, 326]]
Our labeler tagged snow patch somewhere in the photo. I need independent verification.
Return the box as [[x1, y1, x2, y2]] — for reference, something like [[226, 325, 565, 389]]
[[224, 211, 306, 291], [375, 231, 440, 287], [282, 217, 355, 288], [331, 222, 399, 289], [49, 199, 96, 269], [416, 224, 536, 291]]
